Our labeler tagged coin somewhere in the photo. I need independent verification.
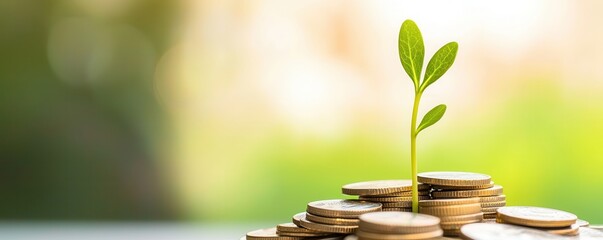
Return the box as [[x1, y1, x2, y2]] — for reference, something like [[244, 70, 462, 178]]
[[356, 229, 443, 240], [576, 219, 590, 227], [539, 223, 580, 236], [292, 212, 305, 227], [417, 172, 491, 187], [307, 199, 382, 218], [305, 212, 359, 226], [299, 215, 358, 234], [460, 223, 567, 240], [342, 180, 429, 196], [496, 206, 577, 228], [432, 181, 494, 190], [479, 195, 506, 203], [358, 212, 441, 234], [276, 231, 334, 238], [481, 207, 499, 214], [419, 198, 480, 207], [480, 201, 506, 208], [370, 191, 431, 197], [419, 203, 482, 216], [483, 213, 497, 219], [432, 185, 503, 198], [382, 207, 413, 212], [438, 212, 483, 223], [580, 227, 603, 238], [359, 195, 430, 203], [277, 222, 325, 234], [382, 201, 412, 208], [440, 219, 481, 230], [246, 227, 305, 240]]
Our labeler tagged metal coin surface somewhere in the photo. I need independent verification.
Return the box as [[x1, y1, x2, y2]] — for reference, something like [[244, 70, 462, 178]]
[[496, 206, 577, 228], [246, 227, 305, 240], [417, 172, 491, 187], [307, 199, 382, 218], [358, 211, 441, 234], [342, 180, 429, 196], [432, 185, 503, 198], [419, 198, 480, 207]]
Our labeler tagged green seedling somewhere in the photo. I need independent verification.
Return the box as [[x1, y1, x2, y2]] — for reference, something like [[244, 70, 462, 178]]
[[398, 20, 458, 212]]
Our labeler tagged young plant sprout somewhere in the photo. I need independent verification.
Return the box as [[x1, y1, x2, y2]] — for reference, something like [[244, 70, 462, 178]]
[[398, 20, 458, 212]]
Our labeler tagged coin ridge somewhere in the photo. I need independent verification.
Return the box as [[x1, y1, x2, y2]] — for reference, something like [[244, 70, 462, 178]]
[[417, 172, 491, 187], [355, 229, 443, 240], [432, 181, 495, 190], [481, 201, 506, 208], [359, 195, 430, 203], [299, 216, 358, 234], [276, 223, 323, 234], [306, 199, 382, 218], [305, 212, 359, 226], [432, 185, 503, 198], [419, 203, 482, 216], [419, 197, 480, 207], [479, 195, 506, 203], [358, 212, 441, 234], [342, 180, 429, 196]]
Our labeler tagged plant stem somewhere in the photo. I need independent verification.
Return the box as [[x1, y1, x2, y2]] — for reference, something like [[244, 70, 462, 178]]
[[410, 91, 423, 213]]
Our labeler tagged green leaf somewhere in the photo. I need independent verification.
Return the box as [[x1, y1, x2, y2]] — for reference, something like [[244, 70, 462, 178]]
[[398, 20, 425, 90], [417, 104, 446, 134], [420, 42, 458, 92]]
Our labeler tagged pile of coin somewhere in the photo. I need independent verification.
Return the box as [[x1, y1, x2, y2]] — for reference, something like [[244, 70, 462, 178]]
[[297, 199, 382, 235], [418, 197, 483, 236], [495, 206, 580, 236], [419, 171, 506, 219], [342, 180, 430, 212], [356, 211, 443, 239]]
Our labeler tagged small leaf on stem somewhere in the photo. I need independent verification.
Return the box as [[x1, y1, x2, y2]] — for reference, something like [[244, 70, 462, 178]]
[[420, 42, 458, 92], [398, 20, 425, 90], [416, 104, 447, 134]]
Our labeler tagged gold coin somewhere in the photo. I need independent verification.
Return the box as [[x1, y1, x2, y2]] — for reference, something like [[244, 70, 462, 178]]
[[479, 195, 506, 203], [382, 201, 412, 208], [432, 185, 503, 198], [307, 199, 382, 218], [432, 181, 494, 190], [481, 207, 500, 214], [358, 212, 441, 234], [299, 215, 358, 234], [535, 224, 580, 236], [481, 201, 505, 208], [356, 229, 443, 240], [483, 213, 497, 219], [276, 223, 325, 234], [443, 228, 461, 237], [292, 212, 305, 227], [417, 172, 491, 187], [342, 180, 429, 196], [419, 203, 482, 216], [275, 230, 333, 238], [369, 191, 430, 197], [305, 212, 359, 226], [496, 206, 577, 228], [460, 223, 568, 240], [359, 195, 430, 203], [246, 227, 305, 240], [382, 207, 413, 212], [438, 212, 483, 223], [419, 198, 480, 207]]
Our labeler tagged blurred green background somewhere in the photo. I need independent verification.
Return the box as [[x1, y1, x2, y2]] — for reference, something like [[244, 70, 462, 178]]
[[1, 0, 602, 224]]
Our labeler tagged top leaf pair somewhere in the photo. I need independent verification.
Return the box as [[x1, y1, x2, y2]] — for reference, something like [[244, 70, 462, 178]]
[[398, 20, 458, 93]]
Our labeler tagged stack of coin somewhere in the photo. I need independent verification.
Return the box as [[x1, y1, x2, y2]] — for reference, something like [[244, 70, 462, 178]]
[[355, 211, 443, 240], [419, 171, 506, 219], [418, 197, 483, 236], [496, 206, 580, 236], [342, 180, 431, 212], [297, 199, 382, 235]]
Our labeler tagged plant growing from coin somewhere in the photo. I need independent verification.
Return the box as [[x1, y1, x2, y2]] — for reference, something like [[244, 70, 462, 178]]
[[398, 20, 458, 212]]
